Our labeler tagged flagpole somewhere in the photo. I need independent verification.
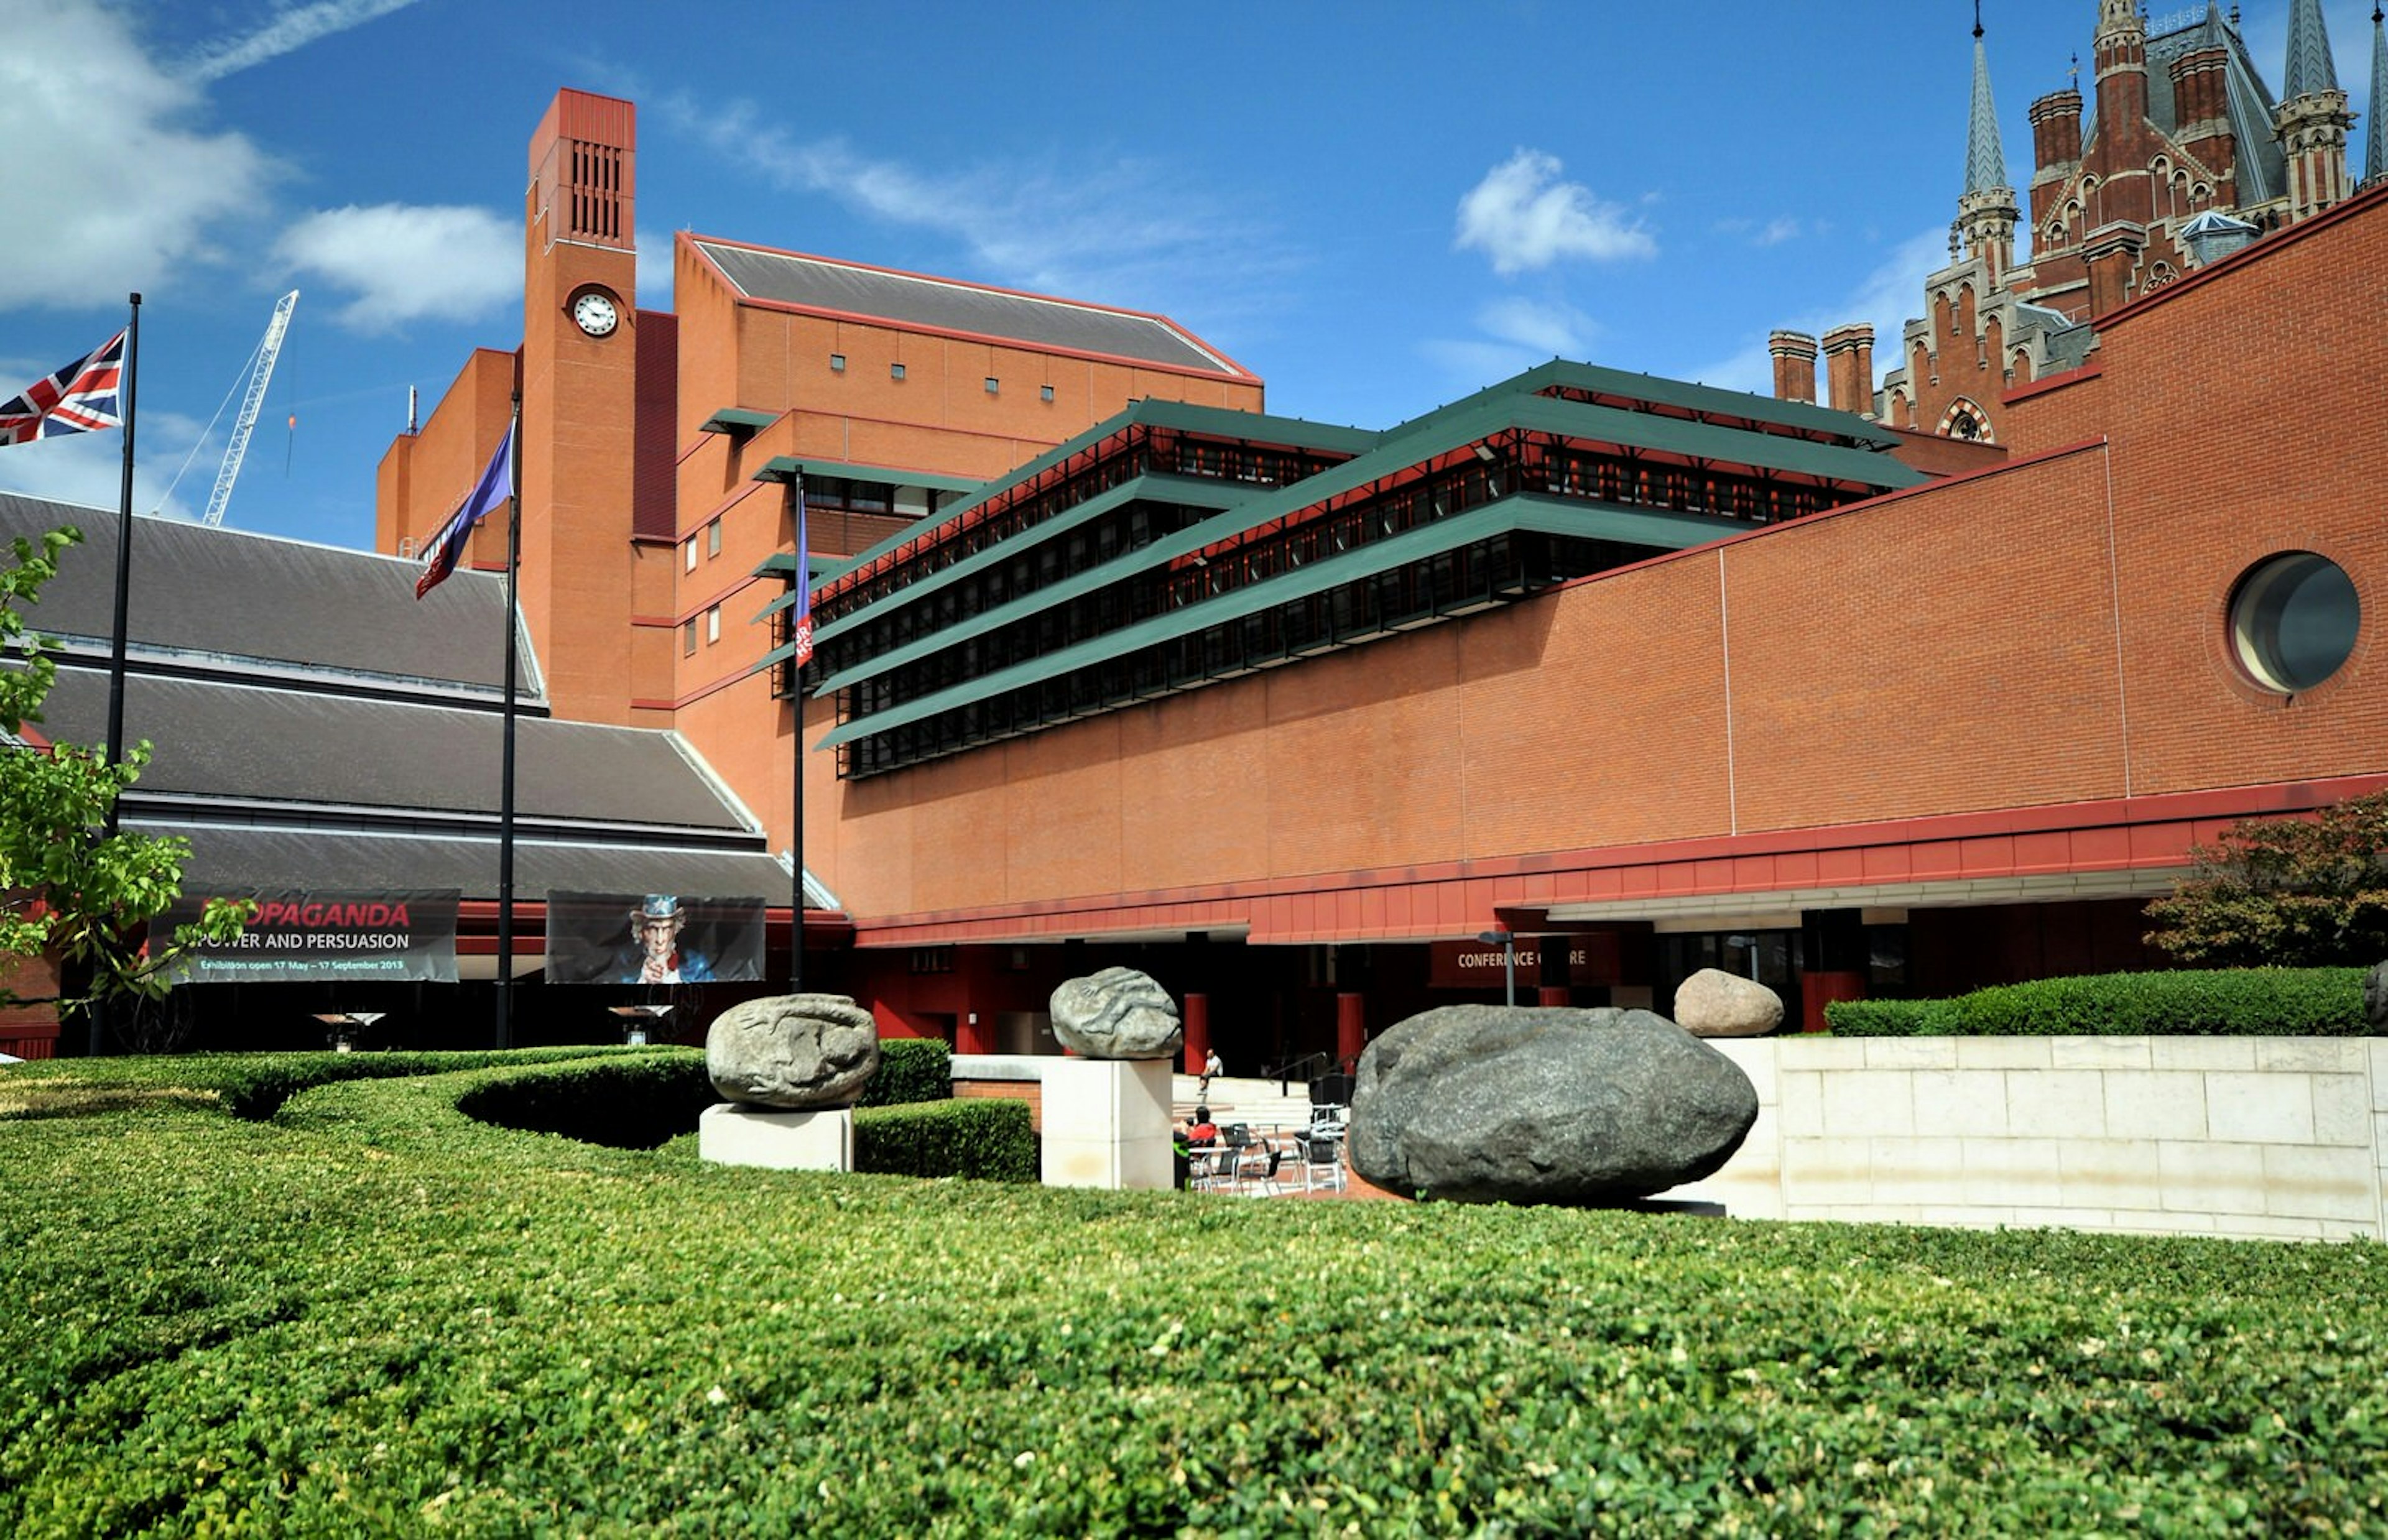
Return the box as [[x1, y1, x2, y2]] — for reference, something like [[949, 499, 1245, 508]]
[[102, 293, 139, 813], [496, 392, 522, 1049], [790, 474, 806, 995], [91, 293, 139, 1058]]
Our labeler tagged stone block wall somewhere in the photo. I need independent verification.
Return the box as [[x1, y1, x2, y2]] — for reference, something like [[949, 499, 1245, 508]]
[[1669, 1037, 2387, 1241]]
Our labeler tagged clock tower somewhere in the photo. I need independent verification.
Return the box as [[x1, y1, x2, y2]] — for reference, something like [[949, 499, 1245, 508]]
[[521, 89, 642, 725]]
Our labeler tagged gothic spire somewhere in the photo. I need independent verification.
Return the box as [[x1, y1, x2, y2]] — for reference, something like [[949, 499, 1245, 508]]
[[2370, 6, 2387, 183], [1963, 16, 2008, 195], [2282, 0, 2341, 100]]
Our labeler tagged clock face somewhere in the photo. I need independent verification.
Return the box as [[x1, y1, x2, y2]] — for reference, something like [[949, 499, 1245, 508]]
[[572, 291, 619, 337]]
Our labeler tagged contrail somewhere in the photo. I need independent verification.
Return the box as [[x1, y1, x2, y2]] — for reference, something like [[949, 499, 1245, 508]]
[[182, 0, 422, 84]]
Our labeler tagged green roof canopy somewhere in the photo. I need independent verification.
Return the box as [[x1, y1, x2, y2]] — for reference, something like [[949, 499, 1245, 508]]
[[802, 490, 1736, 745]]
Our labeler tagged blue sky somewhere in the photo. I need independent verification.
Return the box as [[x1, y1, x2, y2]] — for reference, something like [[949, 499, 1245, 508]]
[[2, 0, 2379, 553]]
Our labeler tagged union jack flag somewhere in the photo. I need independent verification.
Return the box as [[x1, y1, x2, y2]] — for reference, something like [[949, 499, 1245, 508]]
[[0, 331, 127, 446]]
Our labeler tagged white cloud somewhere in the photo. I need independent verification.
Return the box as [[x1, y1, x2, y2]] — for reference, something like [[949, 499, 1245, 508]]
[[0, 3, 269, 310], [0, 408, 215, 522], [1476, 296, 1597, 357], [273, 205, 519, 333], [178, 0, 422, 84], [1455, 150, 1655, 275], [636, 227, 676, 313], [1686, 226, 1947, 396], [1419, 296, 1600, 398], [654, 95, 1295, 327], [1754, 216, 1802, 247]]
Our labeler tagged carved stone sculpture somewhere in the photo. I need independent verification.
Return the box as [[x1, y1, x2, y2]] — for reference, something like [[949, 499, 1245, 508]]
[[1049, 967, 1182, 1059], [706, 992, 880, 1109]]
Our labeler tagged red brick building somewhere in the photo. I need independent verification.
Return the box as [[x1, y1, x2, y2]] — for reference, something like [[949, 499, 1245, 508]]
[[378, 19, 2388, 1071]]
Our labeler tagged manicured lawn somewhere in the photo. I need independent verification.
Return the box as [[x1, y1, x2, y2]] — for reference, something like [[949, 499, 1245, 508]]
[[4, 1053, 2386, 1535]]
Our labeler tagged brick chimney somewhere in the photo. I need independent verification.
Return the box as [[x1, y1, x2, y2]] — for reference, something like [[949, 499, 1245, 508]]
[[1820, 324, 1875, 417], [2028, 88, 2084, 237], [1768, 330, 1818, 403]]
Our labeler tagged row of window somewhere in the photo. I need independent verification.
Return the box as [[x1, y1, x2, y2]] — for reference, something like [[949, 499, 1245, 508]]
[[815, 436, 1838, 722], [682, 604, 721, 655], [825, 352, 1058, 401], [815, 499, 1214, 671], [828, 537, 1585, 778], [813, 435, 1168, 625], [683, 519, 723, 571]]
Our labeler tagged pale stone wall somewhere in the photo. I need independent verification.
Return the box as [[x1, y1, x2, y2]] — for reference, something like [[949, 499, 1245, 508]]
[[1665, 1037, 2388, 1241]]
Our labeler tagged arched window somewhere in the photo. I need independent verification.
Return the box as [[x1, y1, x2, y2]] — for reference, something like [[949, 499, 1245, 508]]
[[1937, 398, 1993, 443]]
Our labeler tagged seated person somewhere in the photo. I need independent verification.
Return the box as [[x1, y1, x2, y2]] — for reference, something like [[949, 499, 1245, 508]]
[[1183, 1106, 1219, 1146]]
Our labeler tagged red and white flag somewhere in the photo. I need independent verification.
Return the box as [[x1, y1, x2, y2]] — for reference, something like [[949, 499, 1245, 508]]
[[0, 331, 126, 446]]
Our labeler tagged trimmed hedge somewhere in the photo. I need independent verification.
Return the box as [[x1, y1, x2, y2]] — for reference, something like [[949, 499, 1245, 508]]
[[455, 1054, 716, 1150], [859, 1036, 953, 1107], [855, 1097, 1034, 1181], [7, 1058, 2388, 1533], [1826, 966, 2369, 1037]]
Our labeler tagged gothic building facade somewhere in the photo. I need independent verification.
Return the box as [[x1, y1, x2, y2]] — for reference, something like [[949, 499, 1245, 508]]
[[1780, 1, 2388, 446]]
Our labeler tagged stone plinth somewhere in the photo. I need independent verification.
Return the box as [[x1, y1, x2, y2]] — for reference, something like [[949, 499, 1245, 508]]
[[1040, 1056, 1173, 1191], [700, 1103, 855, 1173]]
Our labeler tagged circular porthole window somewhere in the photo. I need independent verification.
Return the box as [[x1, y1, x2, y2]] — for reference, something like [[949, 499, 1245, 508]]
[[2229, 552, 2359, 693]]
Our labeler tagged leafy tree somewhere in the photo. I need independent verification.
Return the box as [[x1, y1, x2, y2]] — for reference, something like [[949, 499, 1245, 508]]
[[2, 527, 248, 1025], [2144, 791, 2388, 967]]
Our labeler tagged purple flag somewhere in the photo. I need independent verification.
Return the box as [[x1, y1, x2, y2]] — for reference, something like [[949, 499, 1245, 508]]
[[416, 420, 514, 599]]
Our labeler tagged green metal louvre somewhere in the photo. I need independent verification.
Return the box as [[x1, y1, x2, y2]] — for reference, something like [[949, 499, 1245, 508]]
[[751, 454, 986, 495], [800, 474, 1256, 637], [1393, 357, 1911, 451], [807, 384, 1917, 683], [810, 491, 1734, 750], [816, 399, 1384, 592], [698, 407, 779, 435]]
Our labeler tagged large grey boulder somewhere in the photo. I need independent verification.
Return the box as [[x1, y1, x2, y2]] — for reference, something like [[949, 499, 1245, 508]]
[[707, 993, 880, 1109], [1672, 967, 1785, 1038], [1348, 1006, 1757, 1205], [1050, 967, 1182, 1059]]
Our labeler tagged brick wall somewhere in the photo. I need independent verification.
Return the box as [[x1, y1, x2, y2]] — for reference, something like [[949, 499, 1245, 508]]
[[826, 191, 2388, 943]]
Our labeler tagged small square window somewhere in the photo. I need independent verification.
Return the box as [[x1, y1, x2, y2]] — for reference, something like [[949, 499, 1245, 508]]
[[984, 377, 999, 394], [707, 521, 721, 558], [830, 353, 846, 372], [683, 538, 696, 573], [682, 619, 696, 656], [706, 605, 721, 644], [890, 362, 907, 381], [1040, 384, 1055, 402]]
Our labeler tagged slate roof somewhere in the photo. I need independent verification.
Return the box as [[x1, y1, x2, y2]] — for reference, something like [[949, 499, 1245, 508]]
[[0, 493, 535, 700], [140, 823, 794, 906], [36, 671, 750, 835], [688, 239, 1246, 377], [1, 491, 813, 907]]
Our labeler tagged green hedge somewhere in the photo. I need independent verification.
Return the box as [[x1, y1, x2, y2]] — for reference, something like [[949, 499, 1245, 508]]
[[859, 1036, 952, 1106], [855, 1097, 1034, 1181], [8, 1059, 2388, 1533], [455, 1054, 717, 1150], [1826, 966, 2369, 1037]]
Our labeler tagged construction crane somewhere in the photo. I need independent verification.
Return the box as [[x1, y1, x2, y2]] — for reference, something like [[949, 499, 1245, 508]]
[[200, 289, 298, 528]]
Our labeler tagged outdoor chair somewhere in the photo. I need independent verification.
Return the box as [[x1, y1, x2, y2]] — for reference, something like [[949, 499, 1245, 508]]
[[1300, 1132, 1346, 1194], [1231, 1136, 1285, 1197]]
